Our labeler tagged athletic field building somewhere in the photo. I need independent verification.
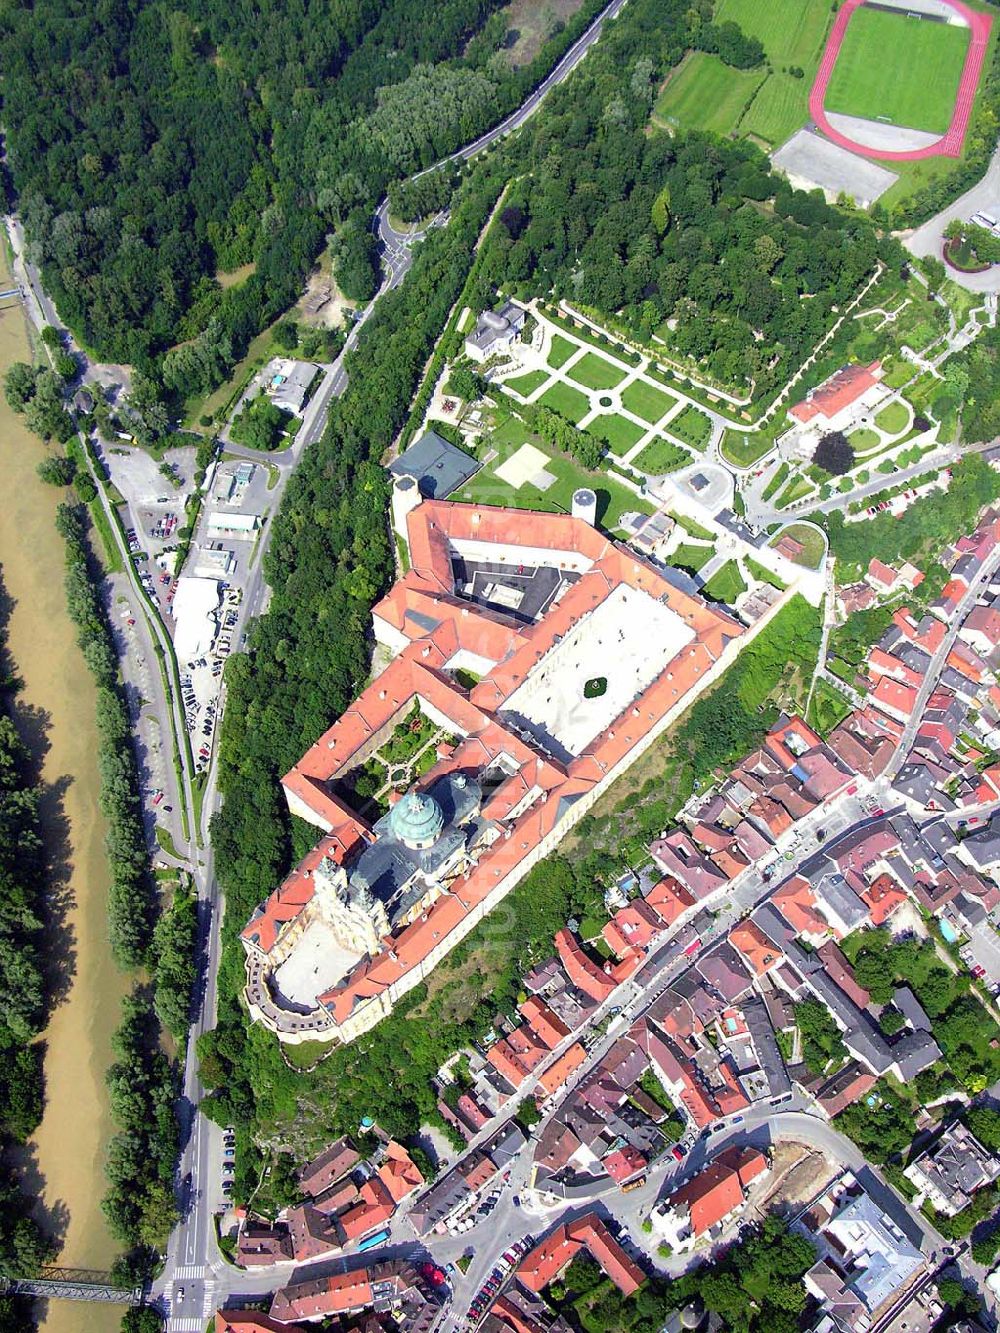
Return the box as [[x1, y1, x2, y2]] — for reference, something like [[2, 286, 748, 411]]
[[241, 499, 745, 1045]]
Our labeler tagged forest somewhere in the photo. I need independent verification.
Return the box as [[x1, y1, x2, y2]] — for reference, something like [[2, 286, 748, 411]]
[[0, 0, 607, 370]]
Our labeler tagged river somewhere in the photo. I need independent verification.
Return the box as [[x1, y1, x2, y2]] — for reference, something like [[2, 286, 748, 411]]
[[0, 248, 127, 1332]]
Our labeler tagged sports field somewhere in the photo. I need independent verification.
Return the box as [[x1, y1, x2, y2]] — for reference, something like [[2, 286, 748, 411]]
[[824, 9, 970, 134]]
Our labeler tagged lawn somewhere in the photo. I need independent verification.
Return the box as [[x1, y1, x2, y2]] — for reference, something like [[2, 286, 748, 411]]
[[745, 557, 786, 590], [654, 53, 763, 135], [702, 560, 747, 605], [669, 541, 714, 574], [588, 413, 645, 456], [505, 369, 548, 397], [621, 378, 676, 424], [634, 437, 691, 474], [875, 400, 910, 435], [548, 334, 578, 369], [716, 0, 833, 146], [771, 523, 826, 569], [762, 461, 790, 502], [454, 416, 653, 532], [567, 351, 626, 391], [720, 430, 772, 468], [824, 8, 970, 135], [668, 404, 712, 450], [775, 475, 815, 509], [540, 381, 591, 424], [849, 427, 880, 452]]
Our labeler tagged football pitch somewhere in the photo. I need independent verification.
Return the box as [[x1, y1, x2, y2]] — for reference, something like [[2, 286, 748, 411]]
[[824, 9, 970, 134]]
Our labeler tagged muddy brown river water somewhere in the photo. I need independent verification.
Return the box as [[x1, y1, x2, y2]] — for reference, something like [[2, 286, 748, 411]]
[[0, 245, 127, 1332]]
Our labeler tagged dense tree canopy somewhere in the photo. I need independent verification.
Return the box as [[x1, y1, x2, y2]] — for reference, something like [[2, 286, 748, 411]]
[[0, 0, 607, 368]]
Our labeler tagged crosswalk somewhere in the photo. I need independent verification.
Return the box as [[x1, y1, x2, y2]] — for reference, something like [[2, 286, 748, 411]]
[[163, 1267, 217, 1332]]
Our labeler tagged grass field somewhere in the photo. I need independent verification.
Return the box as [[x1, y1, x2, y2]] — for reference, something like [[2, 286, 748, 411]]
[[548, 334, 578, 369], [716, 0, 833, 146], [505, 369, 548, 397], [654, 0, 831, 147], [825, 9, 969, 134], [771, 523, 826, 569], [849, 427, 880, 452], [635, 437, 691, 474], [455, 416, 653, 531], [588, 413, 645, 455], [670, 542, 714, 574], [540, 381, 590, 424], [567, 351, 627, 391], [621, 379, 676, 424], [702, 560, 747, 605], [669, 404, 712, 450], [875, 401, 910, 435], [720, 430, 773, 468], [654, 53, 762, 135]]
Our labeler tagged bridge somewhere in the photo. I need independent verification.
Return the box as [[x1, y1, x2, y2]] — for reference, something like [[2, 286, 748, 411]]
[[1, 1267, 144, 1305]]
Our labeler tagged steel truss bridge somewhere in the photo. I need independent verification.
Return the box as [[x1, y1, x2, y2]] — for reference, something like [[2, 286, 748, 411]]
[[1, 1267, 143, 1304]]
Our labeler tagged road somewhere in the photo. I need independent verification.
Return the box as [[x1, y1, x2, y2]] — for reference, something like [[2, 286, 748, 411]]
[[905, 139, 1000, 295]]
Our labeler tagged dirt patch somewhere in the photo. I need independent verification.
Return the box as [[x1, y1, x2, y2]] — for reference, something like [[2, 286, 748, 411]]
[[489, 0, 586, 68], [295, 251, 356, 330], [215, 261, 257, 290], [755, 1141, 836, 1214]]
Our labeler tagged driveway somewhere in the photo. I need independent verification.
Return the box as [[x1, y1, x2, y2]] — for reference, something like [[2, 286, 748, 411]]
[[904, 141, 1000, 293]]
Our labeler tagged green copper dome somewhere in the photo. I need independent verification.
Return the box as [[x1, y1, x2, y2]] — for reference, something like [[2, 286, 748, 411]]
[[388, 789, 444, 849]]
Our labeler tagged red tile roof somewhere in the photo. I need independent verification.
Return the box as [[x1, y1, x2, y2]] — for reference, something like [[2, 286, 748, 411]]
[[516, 1214, 644, 1295], [245, 500, 744, 1030], [789, 361, 880, 424], [663, 1145, 767, 1236]]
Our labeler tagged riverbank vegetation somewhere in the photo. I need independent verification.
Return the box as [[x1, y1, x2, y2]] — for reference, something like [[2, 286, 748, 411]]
[[54, 504, 156, 967], [50, 503, 183, 1261], [0, 579, 58, 1329]]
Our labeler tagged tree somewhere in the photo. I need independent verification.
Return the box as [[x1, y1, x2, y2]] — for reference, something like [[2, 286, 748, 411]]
[[37, 455, 76, 486], [273, 320, 299, 352], [120, 1310, 162, 1333], [446, 365, 482, 402], [3, 362, 37, 413], [923, 256, 946, 296], [814, 431, 855, 476]]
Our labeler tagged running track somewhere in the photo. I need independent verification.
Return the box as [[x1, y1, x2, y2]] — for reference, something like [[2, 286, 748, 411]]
[[808, 0, 992, 161]]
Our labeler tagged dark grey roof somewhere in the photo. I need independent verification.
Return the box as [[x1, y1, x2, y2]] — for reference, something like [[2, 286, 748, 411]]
[[742, 996, 791, 1096], [388, 428, 480, 499], [695, 942, 752, 1003], [892, 987, 931, 1033], [940, 666, 975, 696], [893, 763, 942, 805], [896, 643, 933, 674], [350, 774, 483, 924], [952, 554, 980, 583], [960, 818, 1000, 868], [891, 1030, 942, 1080], [815, 871, 868, 932], [919, 818, 959, 861]]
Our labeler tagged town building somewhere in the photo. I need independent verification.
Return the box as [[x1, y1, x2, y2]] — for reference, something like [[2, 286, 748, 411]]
[[464, 301, 526, 362], [800, 1175, 926, 1331], [241, 500, 743, 1045], [651, 1146, 769, 1251], [788, 361, 883, 430], [903, 1121, 1000, 1216], [268, 358, 319, 415]]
